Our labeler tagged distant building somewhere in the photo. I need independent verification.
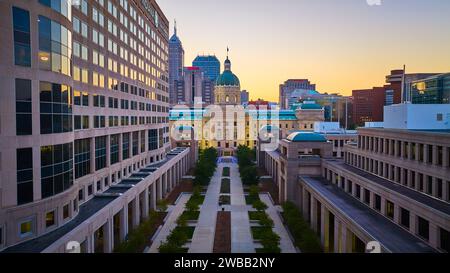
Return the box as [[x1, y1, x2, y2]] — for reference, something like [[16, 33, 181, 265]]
[[411, 73, 450, 104], [174, 67, 214, 106], [192, 55, 221, 82], [169, 23, 185, 105], [352, 70, 402, 126], [240, 90, 249, 105], [279, 79, 316, 109]]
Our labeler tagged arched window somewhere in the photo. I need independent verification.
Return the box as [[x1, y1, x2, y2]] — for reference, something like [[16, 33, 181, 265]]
[[226, 95, 229, 102]]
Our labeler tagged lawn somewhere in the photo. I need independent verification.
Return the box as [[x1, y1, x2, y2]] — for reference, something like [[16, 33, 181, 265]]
[[221, 178, 230, 194], [251, 226, 274, 240], [179, 210, 200, 221], [219, 195, 231, 205], [222, 167, 230, 177]]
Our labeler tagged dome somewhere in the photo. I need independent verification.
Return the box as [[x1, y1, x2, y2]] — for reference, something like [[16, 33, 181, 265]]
[[216, 56, 240, 87], [286, 132, 327, 142], [216, 70, 240, 87]]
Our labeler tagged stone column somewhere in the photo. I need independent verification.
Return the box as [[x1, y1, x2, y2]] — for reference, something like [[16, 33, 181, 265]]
[[132, 197, 140, 228], [150, 182, 157, 210], [334, 219, 341, 253], [423, 144, 429, 163], [157, 178, 163, 201], [443, 147, 449, 168], [104, 219, 113, 253], [142, 188, 149, 219], [443, 180, 449, 202], [311, 197, 318, 233], [120, 207, 128, 242], [302, 188, 309, 220], [432, 177, 438, 198], [320, 206, 329, 252], [432, 145, 438, 165], [429, 223, 439, 249]]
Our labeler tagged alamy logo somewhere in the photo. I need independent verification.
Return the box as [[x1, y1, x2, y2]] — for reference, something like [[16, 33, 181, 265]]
[[366, 0, 382, 6], [366, 241, 381, 253], [66, 241, 81, 253]]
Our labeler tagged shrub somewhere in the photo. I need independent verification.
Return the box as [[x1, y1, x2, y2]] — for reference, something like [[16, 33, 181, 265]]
[[252, 200, 268, 212], [156, 199, 169, 212], [221, 178, 230, 194], [194, 148, 218, 186], [282, 201, 322, 253], [222, 167, 230, 177]]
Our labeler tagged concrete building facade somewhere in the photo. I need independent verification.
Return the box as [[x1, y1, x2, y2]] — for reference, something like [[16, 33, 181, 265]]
[[0, 0, 193, 252]]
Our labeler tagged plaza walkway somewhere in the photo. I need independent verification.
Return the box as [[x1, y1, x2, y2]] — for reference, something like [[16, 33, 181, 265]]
[[260, 193, 297, 253], [228, 161, 255, 253], [147, 193, 191, 253], [188, 165, 222, 253]]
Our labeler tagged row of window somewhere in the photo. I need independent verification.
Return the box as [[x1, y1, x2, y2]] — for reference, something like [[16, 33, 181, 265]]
[[358, 135, 450, 167], [347, 152, 450, 202], [325, 168, 449, 252]]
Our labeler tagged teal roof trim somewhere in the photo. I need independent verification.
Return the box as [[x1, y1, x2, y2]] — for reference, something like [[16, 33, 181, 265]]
[[287, 132, 327, 142]]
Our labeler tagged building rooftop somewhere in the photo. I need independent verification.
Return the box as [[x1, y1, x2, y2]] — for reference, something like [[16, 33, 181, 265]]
[[326, 160, 450, 216], [286, 132, 327, 142], [1, 148, 188, 253], [300, 176, 436, 253]]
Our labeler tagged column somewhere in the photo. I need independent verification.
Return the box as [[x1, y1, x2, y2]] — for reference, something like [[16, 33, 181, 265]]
[[443, 147, 449, 167], [443, 180, 449, 202], [311, 197, 318, 233], [132, 197, 140, 228], [302, 188, 309, 220], [415, 142, 420, 161], [340, 223, 349, 253], [429, 223, 439, 249], [423, 144, 429, 163], [119, 207, 128, 242], [334, 219, 341, 253], [320, 206, 329, 252], [87, 233, 95, 253], [157, 178, 163, 201], [150, 182, 157, 210], [432, 177, 438, 198], [142, 188, 149, 219], [104, 219, 113, 253], [432, 145, 438, 165]]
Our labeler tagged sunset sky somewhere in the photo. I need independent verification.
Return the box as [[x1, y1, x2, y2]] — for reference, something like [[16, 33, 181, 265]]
[[158, 0, 450, 102]]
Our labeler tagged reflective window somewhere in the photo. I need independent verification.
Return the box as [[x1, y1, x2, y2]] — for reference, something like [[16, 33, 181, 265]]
[[40, 82, 73, 134], [39, 0, 71, 20], [75, 138, 91, 179], [95, 136, 107, 171], [148, 129, 158, 151], [16, 79, 32, 135], [110, 134, 120, 165], [41, 143, 74, 199], [12, 7, 31, 67], [122, 133, 130, 160], [17, 148, 33, 205], [132, 131, 139, 156], [38, 16, 72, 76]]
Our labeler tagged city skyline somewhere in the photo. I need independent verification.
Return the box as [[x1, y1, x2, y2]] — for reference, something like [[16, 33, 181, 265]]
[[159, 0, 450, 101]]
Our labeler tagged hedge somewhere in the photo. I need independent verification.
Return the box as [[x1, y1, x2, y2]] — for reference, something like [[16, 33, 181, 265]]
[[282, 201, 323, 253]]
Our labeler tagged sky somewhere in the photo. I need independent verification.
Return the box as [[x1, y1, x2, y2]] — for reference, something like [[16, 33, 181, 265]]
[[158, 0, 450, 102]]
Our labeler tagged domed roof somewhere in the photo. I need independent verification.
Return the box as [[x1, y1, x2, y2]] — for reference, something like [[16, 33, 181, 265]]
[[286, 132, 327, 142], [216, 70, 240, 87]]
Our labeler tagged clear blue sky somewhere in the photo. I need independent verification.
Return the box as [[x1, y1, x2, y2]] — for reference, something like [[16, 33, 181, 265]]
[[158, 0, 450, 101]]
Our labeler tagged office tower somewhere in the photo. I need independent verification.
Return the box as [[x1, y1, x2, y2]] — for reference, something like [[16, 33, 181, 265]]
[[0, 0, 193, 253], [411, 73, 450, 104], [192, 55, 221, 82], [240, 90, 249, 105], [173, 67, 214, 106], [169, 21, 184, 105], [279, 79, 317, 109]]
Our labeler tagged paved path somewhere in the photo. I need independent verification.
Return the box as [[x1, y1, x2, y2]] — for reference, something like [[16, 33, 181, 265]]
[[229, 162, 255, 253], [147, 193, 191, 253], [188, 166, 221, 253], [260, 193, 297, 253]]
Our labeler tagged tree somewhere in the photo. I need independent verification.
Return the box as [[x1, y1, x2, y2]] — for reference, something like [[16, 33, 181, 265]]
[[253, 200, 268, 212], [156, 199, 168, 212]]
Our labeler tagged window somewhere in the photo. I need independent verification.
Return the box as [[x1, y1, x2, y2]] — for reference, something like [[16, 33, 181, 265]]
[[132, 131, 139, 156], [94, 116, 105, 128], [16, 79, 32, 135], [400, 207, 410, 229], [17, 148, 33, 205], [63, 204, 70, 219], [374, 194, 381, 212], [45, 211, 56, 228], [110, 134, 120, 165], [95, 136, 107, 171], [122, 133, 130, 160], [140, 131, 146, 153], [74, 115, 89, 130], [73, 66, 89, 83], [40, 82, 73, 134], [355, 184, 361, 199], [40, 143, 74, 199], [440, 228, 449, 253], [19, 220, 33, 237], [78, 189, 84, 201], [363, 189, 370, 205], [385, 200, 394, 219], [417, 216, 429, 240], [93, 94, 105, 107], [38, 16, 72, 76], [74, 139, 91, 179], [148, 129, 158, 151], [38, 0, 71, 19], [96, 180, 101, 191], [88, 184, 93, 196], [12, 7, 31, 66]]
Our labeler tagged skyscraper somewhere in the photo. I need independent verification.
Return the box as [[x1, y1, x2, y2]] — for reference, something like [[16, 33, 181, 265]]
[[169, 21, 184, 105], [192, 55, 221, 82], [0, 0, 193, 253], [279, 79, 317, 109]]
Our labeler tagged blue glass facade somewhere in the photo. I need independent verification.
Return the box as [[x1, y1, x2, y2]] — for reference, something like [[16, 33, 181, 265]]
[[193, 55, 221, 82]]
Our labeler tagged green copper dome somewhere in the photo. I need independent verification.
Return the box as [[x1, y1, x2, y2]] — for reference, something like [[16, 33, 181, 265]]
[[216, 56, 240, 87], [216, 70, 240, 87]]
